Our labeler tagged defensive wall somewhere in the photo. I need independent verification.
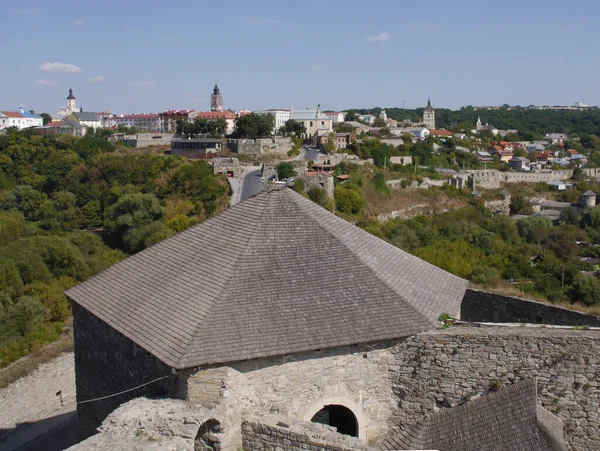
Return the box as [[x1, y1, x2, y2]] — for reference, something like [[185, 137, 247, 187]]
[[392, 326, 600, 451], [462, 289, 600, 327], [227, 137, 292, 155], [467, 168, 600, 189]]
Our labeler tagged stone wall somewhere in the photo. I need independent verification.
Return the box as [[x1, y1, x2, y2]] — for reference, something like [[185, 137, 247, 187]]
[[227, 137, 292, 155], [72, 303, 177, 439], [302, 173, 335, 199], [386, 177, 446, 189], [461, 289, 600, 327], [129, 133, 174, 148], [242, 419, 367, 451], [185, 341, 401, 445], [391, 326, 600, 451]]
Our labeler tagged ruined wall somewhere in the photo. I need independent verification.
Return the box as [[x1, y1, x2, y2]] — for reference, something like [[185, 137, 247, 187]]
[[391, 327, 600, 451], [242, 419, 367, 451], [468, 169, 579, 189], [227, 137, 292, 155], [302, 173, 335, 199], [461, 289, 600, 327], [186, 342, 401, 445], [72, 303, 177, 439]]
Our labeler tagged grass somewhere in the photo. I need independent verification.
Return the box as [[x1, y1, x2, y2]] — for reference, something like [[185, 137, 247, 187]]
[[0, 326, 74, 390]]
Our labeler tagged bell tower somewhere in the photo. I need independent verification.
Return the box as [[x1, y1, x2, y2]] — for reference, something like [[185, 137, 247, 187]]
[[422, 97, 435, 129], [211, 83, 223, 112], [67, 88, 76, 114]]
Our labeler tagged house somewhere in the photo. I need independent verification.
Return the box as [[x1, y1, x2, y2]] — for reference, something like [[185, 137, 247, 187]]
[[192, 111, 237, 135], [344, 121, 370, 134], [97, 112, 117, 129], [17, 106, 43, 128], [490, 146, 513, 162], [570, 154, 588, 166], [254, 110, 291, 133], [114, 113, 161, 131], [492, 141, 514, 152], [545, 133, 568, 145], [318, 132, 356, 150], [0, 111, 26, 130], [324, 111, 344, 125], [71, 112, 101, 132], [393, 126, 429, 140], [477, 151, 494, 162], [548, 180, 567, 191], [160, 109, 196, 133], [358, 114, 376, 125], [525, 142, 546, 152], [508, 156, 530, 171], [429, 129, 453, 138], [57, 117, 84, 137], [535, 150, 555, 163]]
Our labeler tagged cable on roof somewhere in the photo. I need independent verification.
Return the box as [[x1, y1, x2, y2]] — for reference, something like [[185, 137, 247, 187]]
[[77, 374, 173, 405]]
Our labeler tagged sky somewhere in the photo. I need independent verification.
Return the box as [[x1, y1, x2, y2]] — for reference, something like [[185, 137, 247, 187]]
[[1, 0, 599, 115]]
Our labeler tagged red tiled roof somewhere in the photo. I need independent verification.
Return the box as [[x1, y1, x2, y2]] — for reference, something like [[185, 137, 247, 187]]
[[46, 121, 62, 127], [567, 149, 578, 155], [162, 109, 196, 116], [1, 111, 23, 118], [430, 129, 453, 136], [337, 174, 350, 180], [324, 111, 340, 116], [194, 111, 236, 119]]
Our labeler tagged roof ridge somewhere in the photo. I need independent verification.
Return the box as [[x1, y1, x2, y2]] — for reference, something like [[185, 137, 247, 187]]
[[287, 193, 433, 327], [175, 191, 272, 368]]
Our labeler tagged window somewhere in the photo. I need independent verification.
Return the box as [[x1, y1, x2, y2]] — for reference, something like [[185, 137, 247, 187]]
[[310, 121, 313, 127]]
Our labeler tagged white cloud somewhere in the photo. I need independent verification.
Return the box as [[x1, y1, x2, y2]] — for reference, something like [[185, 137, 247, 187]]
[[89, 75, 107, 83], [39, 62, 83, 74], [130, 81, 157, 88], [365, 32, 391, 43], [74, 19, 84, 25], [36, 79, 60, 87], [311, 65, 322, 71]]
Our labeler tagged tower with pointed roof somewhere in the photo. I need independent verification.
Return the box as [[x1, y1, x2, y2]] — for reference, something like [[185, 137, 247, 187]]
[[210, 83, 223, 112], [67, 88, 76, 114], [423, 97, 435, 129], [476, 116, 482, 130]]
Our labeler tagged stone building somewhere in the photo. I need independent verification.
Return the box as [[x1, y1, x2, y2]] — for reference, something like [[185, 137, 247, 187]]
[[582, 189, 597, 208], [66, 188, 598, 451], [422, 97, 435, 130], [66, 187, 467, 445]]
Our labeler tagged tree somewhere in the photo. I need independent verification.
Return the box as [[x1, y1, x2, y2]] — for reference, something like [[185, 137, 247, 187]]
[[344, 110, 358, 121], [373, 117, 386, 128], [233, 113, 274, 138], [40, 113, 52, 125], [276, 162, 296, 180], [510, 193, 533, 215], [307, 187, 334, 211], [279, 119, 306, 137], [335, 186, 363, 215]]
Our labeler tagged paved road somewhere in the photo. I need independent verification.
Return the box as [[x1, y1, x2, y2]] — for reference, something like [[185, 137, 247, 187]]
[[240, 167, 264, 202], [302, 147, 321, 161]]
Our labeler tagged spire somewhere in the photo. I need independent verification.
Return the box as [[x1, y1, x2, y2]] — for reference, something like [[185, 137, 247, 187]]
[[67, 88, 75, 100], [213, 83, 220, 96], [427, 96, 431, 107]]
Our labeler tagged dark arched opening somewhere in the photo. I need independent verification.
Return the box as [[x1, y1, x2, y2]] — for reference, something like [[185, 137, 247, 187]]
[[310, 404, 358, 437], [195, 419, 222, 451]]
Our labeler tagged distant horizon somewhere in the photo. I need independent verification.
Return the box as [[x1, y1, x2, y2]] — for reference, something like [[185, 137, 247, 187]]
[[2, 0, 599, 114]]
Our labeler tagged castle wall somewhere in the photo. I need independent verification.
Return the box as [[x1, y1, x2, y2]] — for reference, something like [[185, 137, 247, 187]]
[[185, 341, 401, 445], [72, 303, 177, 439], [461, 289, 600, 327], [391, 327, 600, 451], [242, 419, 367, 451], [227, 137, 292, 155]]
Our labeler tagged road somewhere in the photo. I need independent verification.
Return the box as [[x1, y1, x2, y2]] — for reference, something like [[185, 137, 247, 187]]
[[240, 167, 264, 202], [302, 147, 321, 161]]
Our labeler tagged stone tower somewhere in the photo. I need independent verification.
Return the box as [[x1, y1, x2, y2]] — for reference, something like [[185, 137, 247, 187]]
[[423, 97, 435, 129], [476, 116, 482, 130], [211, 83, 223, 112], [582, 190, 597, 208], [67, 88, 76, 114]]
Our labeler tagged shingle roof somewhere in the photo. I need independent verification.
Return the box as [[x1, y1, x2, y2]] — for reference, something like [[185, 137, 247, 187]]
[[66, 188, 467, 369], [73, 112, 100, 122], [381, 379, 566, 451], [583, 190, 596, 196]]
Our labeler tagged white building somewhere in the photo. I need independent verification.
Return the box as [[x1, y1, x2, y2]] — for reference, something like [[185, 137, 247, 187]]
[[358, 114, 376, 125], [324, 111, 344, 125], [115, 114, 161, 131], [290, 105, 333, 137], [0, 111, 25, 130], [56, 88, 78, 120], [18, 105, 43, 128], [254, 109, 291, 133], [71, 112, 101, 131]]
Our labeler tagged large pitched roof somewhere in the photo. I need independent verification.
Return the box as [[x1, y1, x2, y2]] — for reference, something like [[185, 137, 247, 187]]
[[381, 379, 566, 451], [66, 188, 467, 369], [73, 112, 100, 122]]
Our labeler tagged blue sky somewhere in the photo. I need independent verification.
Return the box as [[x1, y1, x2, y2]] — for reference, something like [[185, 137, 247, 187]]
[[1, 0, 599, 115]]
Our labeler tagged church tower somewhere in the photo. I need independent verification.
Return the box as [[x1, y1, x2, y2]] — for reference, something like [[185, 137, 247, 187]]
[[476, 116, 482, 129], [67, 88, 76, 114], [423, 97, 435, 129], [210, 83, 223, 112]]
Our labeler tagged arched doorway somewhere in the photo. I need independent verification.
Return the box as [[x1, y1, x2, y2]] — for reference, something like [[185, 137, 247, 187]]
[[310, 404, 358, 437], [195, 419, 222, 451]]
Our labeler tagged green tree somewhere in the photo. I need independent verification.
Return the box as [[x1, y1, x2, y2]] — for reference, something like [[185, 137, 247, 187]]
[[344, 110, 358, 121], [233, 113, 274, 138], [335, 186, 363, 215], [276, 162, 296, 180], [40, 113, 52, 125], [279, 119, 306, 137], [510, 193, 533, 215]]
